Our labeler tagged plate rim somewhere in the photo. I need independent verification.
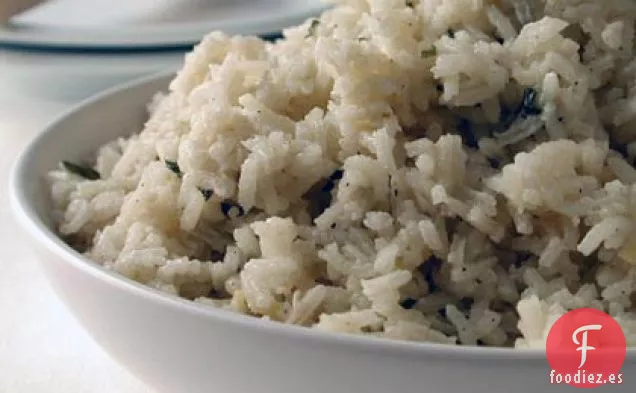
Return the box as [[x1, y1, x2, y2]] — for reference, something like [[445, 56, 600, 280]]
[[0, 2, 326, 50]]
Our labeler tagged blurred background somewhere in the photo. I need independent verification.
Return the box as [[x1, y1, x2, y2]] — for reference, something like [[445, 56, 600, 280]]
[[0, 0, 327, 101]]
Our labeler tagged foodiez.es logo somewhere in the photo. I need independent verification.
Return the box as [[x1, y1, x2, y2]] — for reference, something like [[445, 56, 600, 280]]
[[546, 308, 626, 388], [573, 324, 602, 369]]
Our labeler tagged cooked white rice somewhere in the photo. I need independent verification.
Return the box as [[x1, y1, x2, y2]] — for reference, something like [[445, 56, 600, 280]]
[[50, 0, 636, 348]]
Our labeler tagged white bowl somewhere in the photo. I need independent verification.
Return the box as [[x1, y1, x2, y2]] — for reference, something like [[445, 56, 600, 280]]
[[10, 73, 635, 393]]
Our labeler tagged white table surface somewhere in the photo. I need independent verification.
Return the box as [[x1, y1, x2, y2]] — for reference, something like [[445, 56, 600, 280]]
[[0, 72, 153, 393]]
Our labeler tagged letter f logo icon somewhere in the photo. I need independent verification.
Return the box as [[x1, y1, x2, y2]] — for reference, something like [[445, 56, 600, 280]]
[[572, 324, 603, 368]]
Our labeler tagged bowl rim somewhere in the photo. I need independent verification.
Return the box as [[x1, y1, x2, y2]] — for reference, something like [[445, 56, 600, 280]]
[[9, 71, 636, 362]]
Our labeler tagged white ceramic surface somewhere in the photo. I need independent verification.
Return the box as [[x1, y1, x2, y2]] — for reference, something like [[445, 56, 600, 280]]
[[0, 49, 184, 101], [0, 0, 326, 48], [10, 73, 636, 393]]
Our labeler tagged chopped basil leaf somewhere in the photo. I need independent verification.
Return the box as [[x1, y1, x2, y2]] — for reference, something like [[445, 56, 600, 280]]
[[303, 178, 333, 220], [494, 87, 543, 135], [321, 180, 335, 193], [198, 188, 214, 201], [165, 160, 182, 178], [329, 169, 344, 181], [457, 297, 475, 313], [457, 118, 478, 149], [520, 88, 542, 117], [221, 200, 245, 218], [307, 19, 320, 37], [514, 251, 532, 267], [400, 298, 417, 309], [210, 249, 225, 261], [487, 157, 501, 169], [421, 47, 437, 57], [418, 256, 443, 293], [62, 161, 100, 180], [609, 135, 629, 159]]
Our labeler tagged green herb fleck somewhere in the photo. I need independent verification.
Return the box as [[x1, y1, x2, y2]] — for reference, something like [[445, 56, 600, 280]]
[[457, 118, 478, 149], [513, 252, 532, 268], [447, 29, 455, 38], [221, 200, 245, 218], [165, 160, 182, 178], [520, 88, 542, 117], [307, 19, 320, 37], [494, 87, 543, 135], [198, 188, 214, 201], [400, 298, 417, 309], [62, 161, 100, 180], [302, 178, 333, 220], [421, 47, 437, 57], [457, 297, 475, 313], [418, 255, 442, 293], [321, 180, 335, 193], [329, 169, 344, 181]]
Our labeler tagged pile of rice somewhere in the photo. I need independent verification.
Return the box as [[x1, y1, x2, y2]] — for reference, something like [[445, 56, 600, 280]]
[[49, 0, 636, 348]]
